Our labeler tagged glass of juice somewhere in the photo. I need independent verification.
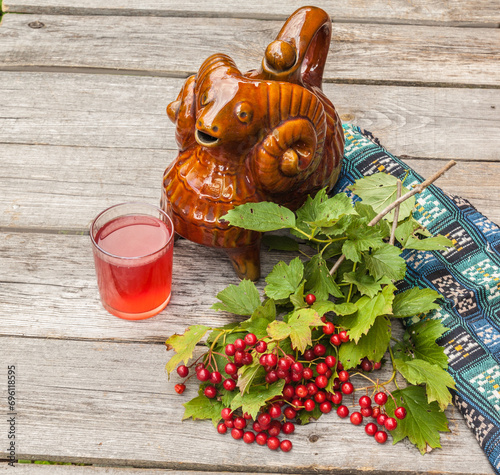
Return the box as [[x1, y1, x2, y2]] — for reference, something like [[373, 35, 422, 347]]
[[90, 202, 174, 320]]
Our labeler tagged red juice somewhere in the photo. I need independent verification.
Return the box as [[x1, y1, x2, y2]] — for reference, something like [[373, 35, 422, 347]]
[[92, 214, 174, 319]]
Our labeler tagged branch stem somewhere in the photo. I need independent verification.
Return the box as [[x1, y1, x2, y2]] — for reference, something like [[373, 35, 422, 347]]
[[389, 180, 402, 245]]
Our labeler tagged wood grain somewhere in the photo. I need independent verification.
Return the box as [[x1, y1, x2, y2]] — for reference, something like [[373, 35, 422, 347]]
[[3, 0, 499, 26], [0, 15, 499, 86], [0, 336, 494, 474]]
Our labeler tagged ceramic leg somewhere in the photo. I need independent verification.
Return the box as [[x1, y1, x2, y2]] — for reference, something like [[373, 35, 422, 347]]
[[225, 241, 261, 281]]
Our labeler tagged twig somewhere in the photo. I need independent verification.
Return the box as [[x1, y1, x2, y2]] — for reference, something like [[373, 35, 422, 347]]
[[389, 180, 402, 245], [329, 160, 456, 275]]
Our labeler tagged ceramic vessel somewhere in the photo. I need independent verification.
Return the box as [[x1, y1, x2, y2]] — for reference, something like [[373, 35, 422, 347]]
[[162, 6, 344, 280]]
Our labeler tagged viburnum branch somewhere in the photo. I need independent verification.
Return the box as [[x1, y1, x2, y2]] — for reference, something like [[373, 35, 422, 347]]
[[329, 160, 456, 275], [389, 180, 402, 245]]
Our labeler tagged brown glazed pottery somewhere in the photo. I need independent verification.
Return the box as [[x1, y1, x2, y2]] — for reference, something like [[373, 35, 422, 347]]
[[162, 6, 344, 280]]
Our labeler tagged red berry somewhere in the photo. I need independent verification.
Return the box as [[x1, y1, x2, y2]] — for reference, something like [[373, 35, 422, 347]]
[[225, 362, 237, 375], [360, 357, 373, 372], [315, 375, 328, 389], [278, 357, 291, 371], [252, 421, 262, 432], [243, 431, 255, 444], [339, 330, 349, 343], [394, 406, 407, 420], [255, 340, 267, 353], [242, 352, 253, 365], [283, 384, 295, 400], [284, 406, 297, 419], [244, 333, 257, 346], [266, 353, 278, 367], [295, 384, 308, 398], [195, 363, 205, 372], [280, 439, 293, 452], [217, 423, 227, 434], [314, 391, 326, 403], [282, 421, 295, 434], [233, 416, 247, 430], [337, 362, 344, 371], [365, 422, 377, 436], [255, 432, 268, 446], [267, 420, 282, 437], [320, 401, 332, 413], [224, 419, 234, 428], [330, 334, 341, 346], [313, 343, 326, 356], [361, 406, 373, 417], [305, 382, 318, 396], [359, 395, 372, 408], [176, 365, 189, 378], [204, 385, 217, 399], [377, 414, 388, 426], [374, 430, 388, 444], [269, 404, 282, 419], [265, 371, 279, 384], [225, 344, 236, 356], [325, 355, 337, 368], [304, 399, 316, 412], [231, 428, 244, 440], [337, 405, 349, 418], [338, 370, 350, 382], [331, 391, 343, 405], [234, 338, 247, 351], [374, 391, 388, 405], [372, 406, 381, 418], [323, 321, 335, 335], [223, 379, 236, 391], [210, 371, 222, 384], [291, 398, 303, 409], [341, 382, 354, 395], [221, 408, 233, 420], [350, 411, 363, 425], [258, 413, 271, 427], [196, 368, 211, 382], [303, 367, 314, 379], [305, 293, 316, 305], [259, 354, 268, 366], [234, 350, 245, 364], [291, 361, 303, 373], [316, 362, 329, 375], [291, 371, 302, 382], [303, 349, 315, 361], [373, 361, 382, 370], [384, 417, 398, 431], [267, 436, 280, 451], [174, 383, 185, 394]]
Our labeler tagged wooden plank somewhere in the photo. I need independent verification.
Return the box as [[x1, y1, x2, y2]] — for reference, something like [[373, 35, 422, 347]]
[[3, 0, 499, 26], [0, 15, 499, 86], [0, 336, 494, 473], [1, 143, 499, 231], [0, 72, 498, 158]]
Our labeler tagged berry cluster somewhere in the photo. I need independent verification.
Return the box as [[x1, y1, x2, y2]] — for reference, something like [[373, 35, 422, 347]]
[[174, 293, 407, 452]]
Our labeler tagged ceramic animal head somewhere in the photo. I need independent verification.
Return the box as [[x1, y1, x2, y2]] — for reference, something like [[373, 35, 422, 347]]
[[163, 6, 344, 280]]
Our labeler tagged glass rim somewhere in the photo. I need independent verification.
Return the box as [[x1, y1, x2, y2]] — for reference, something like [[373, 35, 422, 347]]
[[90, 201, 174, 260]]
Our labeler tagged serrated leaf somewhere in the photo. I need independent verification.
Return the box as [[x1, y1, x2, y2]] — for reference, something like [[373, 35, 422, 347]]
[[364, 243, 406, 281], [267, 320, 291, 340], [392, 287, 441, 318], [348, 173, 415, 221], [296, 404, 323, 424], [310, 300, 357, 318], [264, 257, 304, 300], [182, 395, 224, 427], [290, 280, 306, 308], [262, 234, 300, 251], [407, 320, 449, 369], [395, 218, 420, 247], [165, 325, 210, 375], [222, 201, 296, 232], [240, 299, 277, 338], [230, 380, 285, 419], [342, 223, 385, 263], [321, 214, 358, 237], [307, 192, 356, 227], [386, 386, 449, 454], [343, 270, 392, 298], [394, 358, 455, 410], [237, 362, 265, 394], [304, 255, 343, 299], [296, 188, 329, 224], [339, 316, 391, 370], [405, 235, 454, 251], [212, 279, 261, 316], [343, 284, 396, 342]]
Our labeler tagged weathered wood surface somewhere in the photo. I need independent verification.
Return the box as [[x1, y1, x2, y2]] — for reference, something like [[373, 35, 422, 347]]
[[0, 468, 285, 475], [3, 0, 499, 26], [0, 337, 494, 473], [1, 15, 499, 86]]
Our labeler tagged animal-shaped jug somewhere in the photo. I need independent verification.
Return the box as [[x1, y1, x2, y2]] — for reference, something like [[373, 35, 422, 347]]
[[162, 6, 344, 280]]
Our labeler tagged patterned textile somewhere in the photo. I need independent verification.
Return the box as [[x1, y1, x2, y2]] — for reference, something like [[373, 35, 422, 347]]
[[335, 124, 500, 474]]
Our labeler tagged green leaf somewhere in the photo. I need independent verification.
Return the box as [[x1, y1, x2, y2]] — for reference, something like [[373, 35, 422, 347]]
[[392, 287, 442, 318], [344, 284, 396, 342], [395, 218, 420, 247], [364, 243, 406, 281], [296, 188, 329, 224], [385, 386, 449, 454], [290, 280, 306, 309], [405, 235, 454, 251], [183, 395, 224, 427], [268, 308, 322, 353], [310, 300, 357, 318], [394, 358, 455, 410], [264, 257, 304, 300], [339, 316, 391, 370], [262, 234, 300, 251], [354, 202, 391, 239], [343, 269, 392, 298], [348, 173, 415, 221], [212, 279, 261, 316], [341, 223, 385, 263], [237, 362, 265, 394], [222, 201, 296, 232], [165, 325, 210, 374], [240, 299, 277, 339], [306, 192, 356, 227], [321, 214, 358, 237], [304, 255, 343, 299], [296, 404, 323, 424], [230, 380, 285, 419], [407, 320, 449, 369]]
